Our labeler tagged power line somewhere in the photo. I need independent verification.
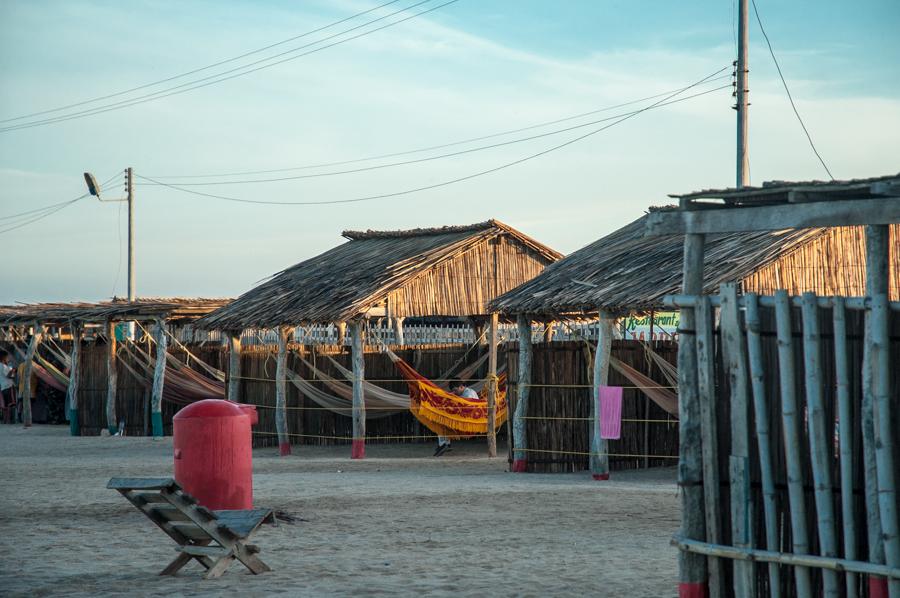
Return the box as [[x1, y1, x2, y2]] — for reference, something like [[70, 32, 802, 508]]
[[138, 83, 731, 187], [135, 66, 729, 206], [750, 0, 834, 180], [0, 0, 459, 133], [0, 0, 403, 125], [148, 75, 732, 180]]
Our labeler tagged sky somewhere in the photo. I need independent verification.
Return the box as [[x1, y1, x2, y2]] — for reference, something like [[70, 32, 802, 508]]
[[1, 0, 898, 304]]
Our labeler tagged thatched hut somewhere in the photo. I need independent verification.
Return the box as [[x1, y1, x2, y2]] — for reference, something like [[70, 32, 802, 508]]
[[196, 219, 562, 458], [490, 207, 899, 477]]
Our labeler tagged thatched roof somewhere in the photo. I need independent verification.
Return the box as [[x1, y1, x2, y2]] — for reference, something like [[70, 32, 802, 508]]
[[489, 215, 828, 317], [0, 298, 230, 326], [197, 219, 561, 330]]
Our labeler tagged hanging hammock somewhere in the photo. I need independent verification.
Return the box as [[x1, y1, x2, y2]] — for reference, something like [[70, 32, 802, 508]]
[[120, 340, 225, 405], [609, 356, 678, 417], [386, 349, 508, 437]]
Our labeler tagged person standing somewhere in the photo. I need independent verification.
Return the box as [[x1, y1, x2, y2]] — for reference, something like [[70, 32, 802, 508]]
[[434, 379, 479, 456], [0, 350, 16, 424]]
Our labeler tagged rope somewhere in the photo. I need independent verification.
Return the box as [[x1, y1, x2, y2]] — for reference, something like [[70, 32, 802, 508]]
[[519, 447, 678, 459], [519, 417, 676, 423], [252, 430, 487, 441]]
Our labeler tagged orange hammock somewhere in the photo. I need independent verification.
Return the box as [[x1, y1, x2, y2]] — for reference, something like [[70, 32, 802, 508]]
[[391, 356, 508, 438]]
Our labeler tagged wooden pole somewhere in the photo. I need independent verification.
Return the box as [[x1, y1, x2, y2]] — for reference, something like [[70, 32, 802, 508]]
[[336, 321, 347, 346], [800, 292, 840, 597], [393, 317, 405, 346], [21, 324, 42, 428], [677, 232, 708, 597], [150, 318, 167, 438], [774, 290, 813, 596], [275, 325, 292, 456], [867, 225, 900, 597], [226, 331, 241, 402], [590, 310, 613, 480], [105, 321, 118, 435], [720, 283, 753, 597], [745, 294, 782, 598], [66, 323, 82, 436], [833, 296, 858, 598], [350, 320, 365, 459], [512, 314, 531, 472], [695, 295, 723, 597], [486, 312, 499, 458], [542, 321, 555, 343]]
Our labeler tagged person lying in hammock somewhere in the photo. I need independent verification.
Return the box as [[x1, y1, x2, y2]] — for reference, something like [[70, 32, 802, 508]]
[[433, 380, 480, 457]]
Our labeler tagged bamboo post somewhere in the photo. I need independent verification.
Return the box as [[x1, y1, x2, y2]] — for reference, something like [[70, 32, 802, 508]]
[[336, 321, 347, 346], [800, 292, 840, 597], [677, 232, 708, 597], [350, 320, 366, 459], [226, 331, 241, 402], [695, 295, 723, 597], [150, 318, 167, 438], [66, 322, 82, 436], [21, 324, 43, 428], [512, 314, 531, 472], [543, 321, 555, 343], [487, 312, 499, 458], [275, 325, 292, 456], [833, 296, 858, 598], [590, 310, 613, 480], [719, 283, 753, 597], [105, 321, 118, 435], [393, 317, 405, 346], [745, 294, 782, 598], [774, 290, 813, 596]]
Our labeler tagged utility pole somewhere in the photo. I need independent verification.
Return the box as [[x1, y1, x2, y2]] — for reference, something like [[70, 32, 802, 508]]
[[736, 0, 750, 187], [126, 167, 136, 339]]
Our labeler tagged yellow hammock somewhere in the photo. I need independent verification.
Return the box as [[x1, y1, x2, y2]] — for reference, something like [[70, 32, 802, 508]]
[[389, 353, 508, 438]]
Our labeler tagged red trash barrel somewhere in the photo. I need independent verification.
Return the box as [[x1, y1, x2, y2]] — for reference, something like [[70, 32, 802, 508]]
[[173, 399, 257, 510]]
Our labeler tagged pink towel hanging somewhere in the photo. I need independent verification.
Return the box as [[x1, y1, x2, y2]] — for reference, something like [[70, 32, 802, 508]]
[[599, 385, 623, 440]]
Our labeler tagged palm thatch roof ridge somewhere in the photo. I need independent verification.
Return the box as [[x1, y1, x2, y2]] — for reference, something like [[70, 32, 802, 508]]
[[489, 214, 829, 317], [196, 219, 561, 330], [0, 298, 231, 325]]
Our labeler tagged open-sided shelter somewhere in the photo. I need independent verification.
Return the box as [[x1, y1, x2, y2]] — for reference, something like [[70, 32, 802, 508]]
[[196, 220, 562, 458]]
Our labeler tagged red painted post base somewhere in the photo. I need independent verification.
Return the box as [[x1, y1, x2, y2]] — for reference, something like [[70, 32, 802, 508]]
[[678, 582, 708, 598], [511, 459, 527, 472], [592, 472, 610, 481], [279, 442, 291, 456], [869, 576, 888, 598], [351, 439, 365, 459]]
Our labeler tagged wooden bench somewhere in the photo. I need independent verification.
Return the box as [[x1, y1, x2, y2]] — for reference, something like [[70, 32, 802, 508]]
[[108, 477, 274, 579]]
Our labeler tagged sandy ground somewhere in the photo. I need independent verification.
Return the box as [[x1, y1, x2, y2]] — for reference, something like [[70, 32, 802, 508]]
[[0, 425, 680, 597]]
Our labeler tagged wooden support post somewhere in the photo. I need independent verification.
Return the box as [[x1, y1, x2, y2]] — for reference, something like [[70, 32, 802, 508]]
[[677, 232, 708, 598], [349, 320, 365, 459], [106, 321, 118, 435], [151, 318, 167, 438], [393, 317, 405, 346], [336, 322, 347, 346], [695, 296, 723, 597], [719, 283, 753, 598], [486, 312, 499, 458], [774, 290, 813, 596], [800, 292, 840, 597], [590, 310, 613, 480], [745, 294, 782, 598], [867, 225, 900, 598], [833, 296, 858, 598], [512, 314, 532, 471], [542, 321, 555, 343], [226, 331, 242, 403], [66, 323, 82, 436], [21, 324, 43, 428], [275, 326, 292, 456]]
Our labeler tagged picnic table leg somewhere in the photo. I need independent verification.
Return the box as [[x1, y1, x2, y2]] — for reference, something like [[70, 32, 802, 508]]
[[160, 552, 194, 576], [232, 545, 271, 575], [203, 555, 237, 579]]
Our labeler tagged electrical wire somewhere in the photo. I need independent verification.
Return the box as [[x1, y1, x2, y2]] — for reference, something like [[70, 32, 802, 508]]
[[751, 0, 834, 180], [0, 0, 403, 125], [147, 75, 732, 180], [135, 66, 729, 206], [138, 83, 731, 187], [0, 0, 459, 133]]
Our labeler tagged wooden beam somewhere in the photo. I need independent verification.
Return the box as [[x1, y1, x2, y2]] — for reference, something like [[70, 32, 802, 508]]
[[645, 197, 900, 235], [151, 318, 167, 438], [226, 331, 241, 403], [349, 320, 365, 459], [66, 323, 83, 436], [393, 317, 405, 346], [21, 324, 42, 428], [274, 326, 291, 456], [106, 321, 118, 435], [512, 314, 532, 472], [486, 312, 499, 458], [590, 310, 613, 480]]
